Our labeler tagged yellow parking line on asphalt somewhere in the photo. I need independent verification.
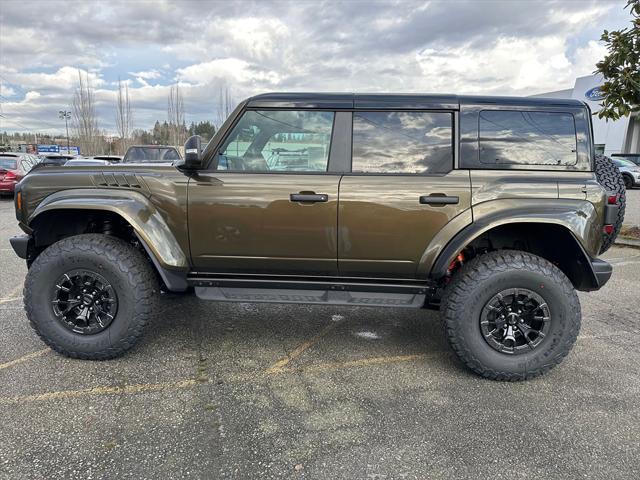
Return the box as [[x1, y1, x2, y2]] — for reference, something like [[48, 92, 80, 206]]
[[0, 352, 439, 403], [265, 318, 344, 374], [0, 378, 202, 404], [0, 284, 22, 305], [0, 348, 49, 371], [0, 297, 21, 305], [268, 353, 435, 375]]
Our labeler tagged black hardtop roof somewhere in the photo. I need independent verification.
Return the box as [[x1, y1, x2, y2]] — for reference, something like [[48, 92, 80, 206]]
[[247, 92, 585, 110]]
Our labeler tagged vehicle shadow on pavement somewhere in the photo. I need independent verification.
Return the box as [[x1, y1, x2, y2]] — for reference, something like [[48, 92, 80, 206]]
[[145, 294, 457, 377]]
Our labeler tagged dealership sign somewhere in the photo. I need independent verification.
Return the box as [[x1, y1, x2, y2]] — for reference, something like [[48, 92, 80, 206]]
[[37, 144, 59, 153], [585, 86, 605, 102], [59, 146, 80, 155]]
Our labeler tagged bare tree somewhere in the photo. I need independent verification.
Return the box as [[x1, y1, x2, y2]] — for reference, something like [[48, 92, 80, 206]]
[[167, 84, 185, 147], [115, 77, 132, 154], [72, 70, 99, 155], [215, 83, 234, 128]]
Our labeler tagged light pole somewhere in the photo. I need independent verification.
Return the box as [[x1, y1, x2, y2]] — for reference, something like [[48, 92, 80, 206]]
[[58, 110, 71, 154]]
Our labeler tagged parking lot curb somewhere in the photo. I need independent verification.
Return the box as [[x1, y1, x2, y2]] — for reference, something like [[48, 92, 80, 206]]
[[615, 236, 640, 249]]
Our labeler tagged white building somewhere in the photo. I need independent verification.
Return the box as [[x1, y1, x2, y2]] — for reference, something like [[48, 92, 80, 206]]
[[533, 74, 639, 157]]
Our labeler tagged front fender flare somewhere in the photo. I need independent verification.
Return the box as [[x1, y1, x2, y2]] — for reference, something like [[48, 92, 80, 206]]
[[29, 189, 189, 271]]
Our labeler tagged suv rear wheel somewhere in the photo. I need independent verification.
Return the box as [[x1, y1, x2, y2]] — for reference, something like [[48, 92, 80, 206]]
[[24, 234, 159, 359], [441, 250, 581, 381]]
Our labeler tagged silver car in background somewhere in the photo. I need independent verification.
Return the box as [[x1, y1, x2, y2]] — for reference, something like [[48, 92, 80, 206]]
[[613, 157, 640, 189]]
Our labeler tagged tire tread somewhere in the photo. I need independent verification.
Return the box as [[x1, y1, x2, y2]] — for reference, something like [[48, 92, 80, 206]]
[[24, 234, 158, 360], [440, 250, 581, 381]]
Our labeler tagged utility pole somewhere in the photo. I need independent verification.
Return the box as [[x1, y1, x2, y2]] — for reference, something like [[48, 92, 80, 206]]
[[59, 110, 71, 153]]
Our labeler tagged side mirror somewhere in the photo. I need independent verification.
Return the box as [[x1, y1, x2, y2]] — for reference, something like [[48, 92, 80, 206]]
[[184, 135, 203, 169]]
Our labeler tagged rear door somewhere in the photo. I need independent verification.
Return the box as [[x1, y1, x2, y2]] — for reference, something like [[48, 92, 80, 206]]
[[338, 110, 472, 278], [188, 109, 347, 275]]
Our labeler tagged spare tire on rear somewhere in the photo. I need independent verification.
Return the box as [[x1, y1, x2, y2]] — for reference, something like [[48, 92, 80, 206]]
[[594, 154, 626, 253]]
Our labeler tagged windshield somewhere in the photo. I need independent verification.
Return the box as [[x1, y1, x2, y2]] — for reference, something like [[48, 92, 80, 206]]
[[124, 147, 180, 163], [0, 157, 18, 170]]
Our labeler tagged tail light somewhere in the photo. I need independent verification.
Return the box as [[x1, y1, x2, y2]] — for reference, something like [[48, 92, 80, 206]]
[[4, 171, 17, 181], [607, 194, 619, 205], [603, 225, 614, 235]]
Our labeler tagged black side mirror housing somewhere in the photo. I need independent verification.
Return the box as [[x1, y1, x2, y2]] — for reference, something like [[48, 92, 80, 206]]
[[184, 135, 204, 169]]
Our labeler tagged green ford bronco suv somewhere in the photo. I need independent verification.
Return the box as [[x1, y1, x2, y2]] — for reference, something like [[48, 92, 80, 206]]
[[10, 93, 627, 381]]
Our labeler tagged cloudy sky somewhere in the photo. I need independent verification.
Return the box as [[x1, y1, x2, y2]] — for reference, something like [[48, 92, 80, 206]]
[[0, 0, 631, 135]]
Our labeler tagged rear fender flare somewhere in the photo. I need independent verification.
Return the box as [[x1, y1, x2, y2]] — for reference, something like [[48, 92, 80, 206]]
[[426, 199, 600, 280]]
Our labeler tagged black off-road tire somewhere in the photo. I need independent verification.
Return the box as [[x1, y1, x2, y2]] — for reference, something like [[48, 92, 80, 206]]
[[594, 153, 626, 253], [440, 250, 581, 381], [24, 234, 159, 359]]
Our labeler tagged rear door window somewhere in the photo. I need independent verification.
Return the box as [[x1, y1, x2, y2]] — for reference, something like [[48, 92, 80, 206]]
[[479, 110, 577, 166], [351, 111, 453, 174]]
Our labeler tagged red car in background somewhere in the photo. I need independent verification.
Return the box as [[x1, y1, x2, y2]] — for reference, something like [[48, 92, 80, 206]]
[[0, 153, 39, 196]]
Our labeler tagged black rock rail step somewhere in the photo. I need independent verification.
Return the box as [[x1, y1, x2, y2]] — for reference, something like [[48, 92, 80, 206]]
[[189, 275, 435, 308]]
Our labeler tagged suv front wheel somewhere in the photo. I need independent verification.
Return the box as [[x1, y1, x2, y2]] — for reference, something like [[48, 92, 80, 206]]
[[441, 250, 581, 381], [24, 234, 159, 359]]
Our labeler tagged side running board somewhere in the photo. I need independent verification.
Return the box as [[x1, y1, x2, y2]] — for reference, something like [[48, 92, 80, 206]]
[[190, 277, 433, 308]]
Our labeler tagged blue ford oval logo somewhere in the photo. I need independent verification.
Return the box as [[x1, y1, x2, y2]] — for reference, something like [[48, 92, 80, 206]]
[[585, 86, 604, 101]]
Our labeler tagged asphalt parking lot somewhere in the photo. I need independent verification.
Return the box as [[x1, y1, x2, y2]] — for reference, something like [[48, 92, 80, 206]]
[[1, 194, 639, 480]]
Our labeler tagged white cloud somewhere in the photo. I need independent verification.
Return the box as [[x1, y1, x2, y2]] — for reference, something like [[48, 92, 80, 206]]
[[0, 66, 104, 92], [176, 58, 281, 87], [571, 40, 607, 79], [0, 85, 16, 97], [416, 35, 601, 95], [129, 69, 162, 80], [0, 0, 631, 134], [216, 17, 290, 61], [24, 91, 41, 101]]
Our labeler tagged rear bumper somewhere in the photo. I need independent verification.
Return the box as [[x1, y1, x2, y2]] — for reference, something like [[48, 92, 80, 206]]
[[604, 202, 619, 224], [9, 234, 31, 259], [589, 258, 612, 290], [0, 181, 16, 193]]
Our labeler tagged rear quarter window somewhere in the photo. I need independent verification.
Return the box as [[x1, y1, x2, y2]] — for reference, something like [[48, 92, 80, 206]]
[[479, 110, 577, 166]]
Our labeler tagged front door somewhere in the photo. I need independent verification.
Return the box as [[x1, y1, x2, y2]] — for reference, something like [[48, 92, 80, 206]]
[[338, 110, 472, 278], [188, 109, 341, 275]]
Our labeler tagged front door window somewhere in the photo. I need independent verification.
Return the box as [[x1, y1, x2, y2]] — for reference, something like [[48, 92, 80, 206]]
[[219, 110, 334, 172]]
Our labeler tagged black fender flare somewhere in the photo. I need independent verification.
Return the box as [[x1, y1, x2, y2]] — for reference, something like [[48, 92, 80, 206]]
[[428, 202, 609, 291]]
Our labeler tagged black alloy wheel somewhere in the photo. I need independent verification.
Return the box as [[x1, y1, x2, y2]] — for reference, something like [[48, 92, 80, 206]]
[[480, 288, 550, 355], [52, 269, 118, 335]]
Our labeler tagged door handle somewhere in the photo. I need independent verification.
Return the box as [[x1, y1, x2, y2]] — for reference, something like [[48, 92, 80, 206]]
[[290, 193, 329, 203], [419, 194, 459, 205]]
